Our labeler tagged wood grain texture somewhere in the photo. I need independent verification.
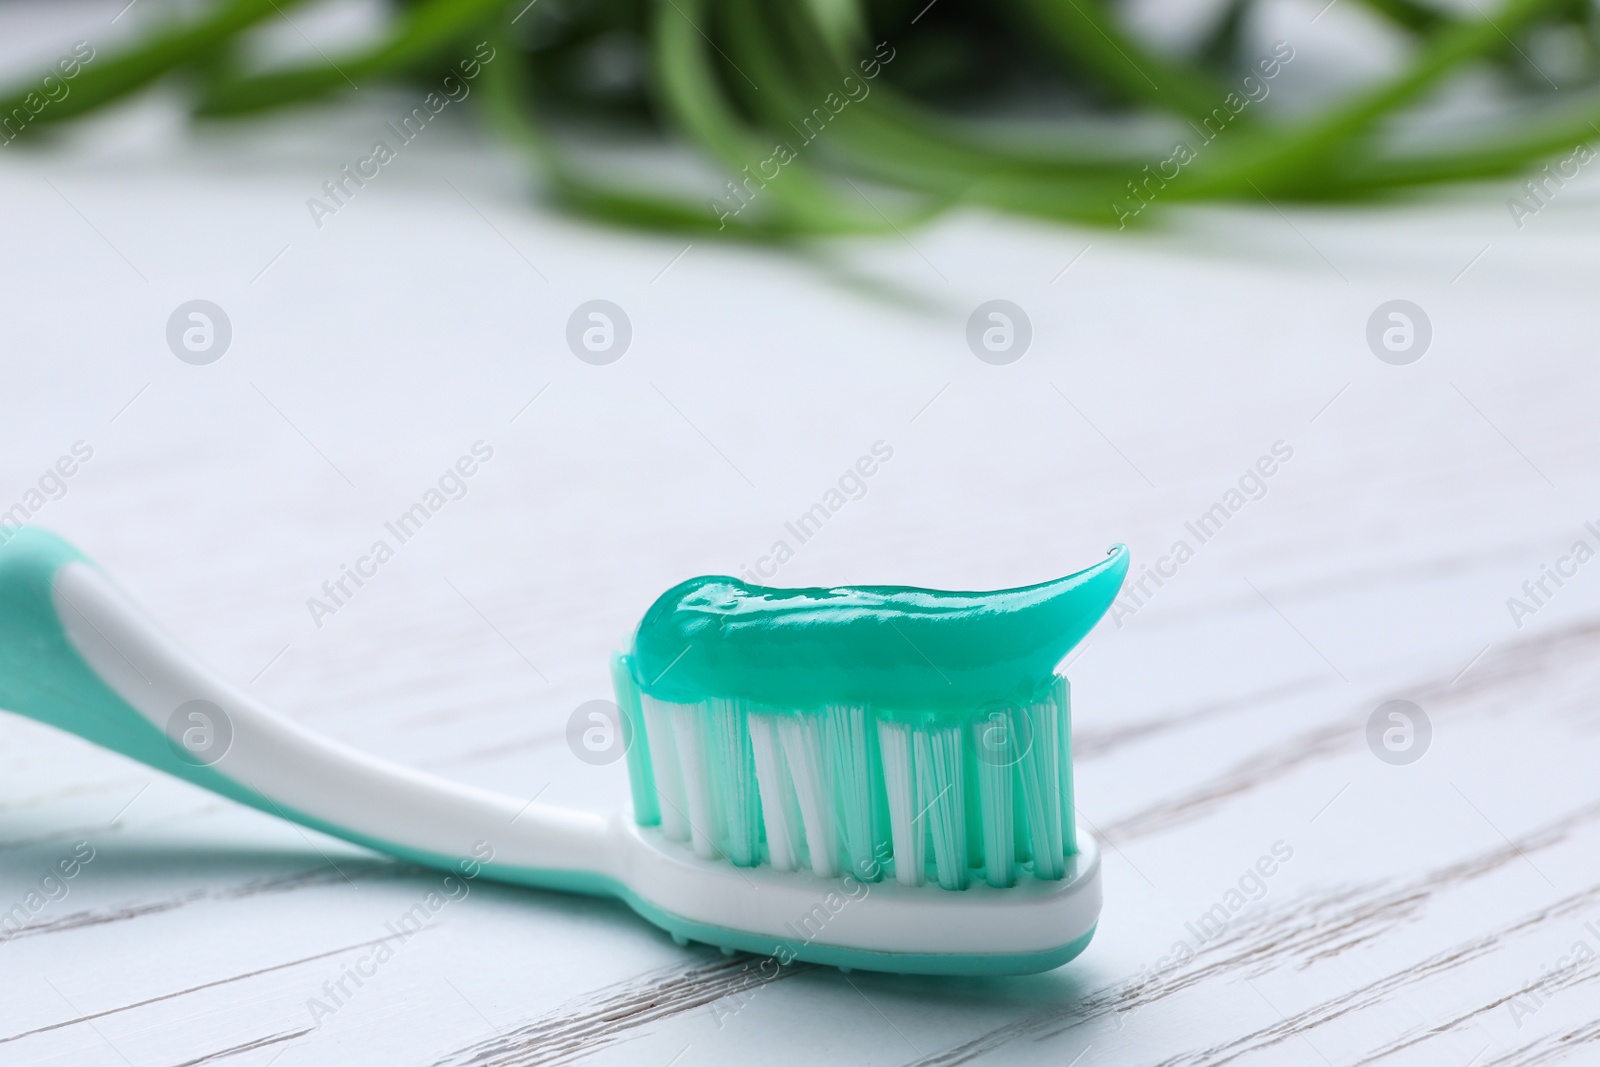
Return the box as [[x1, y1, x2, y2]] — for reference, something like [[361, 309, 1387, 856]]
[[4, 5, 1600, 1066]]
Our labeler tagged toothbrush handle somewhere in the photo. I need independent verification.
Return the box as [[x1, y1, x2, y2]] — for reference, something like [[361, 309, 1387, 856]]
[[0, 529, 620, 895]]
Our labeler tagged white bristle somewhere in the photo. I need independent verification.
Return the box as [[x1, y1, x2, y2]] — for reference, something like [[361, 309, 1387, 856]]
[[640, 696, 689, 841], [669, 704, 720, 859], [749, 714, 801, 871], [779, 714, 838, 877], [877, 721, 924, 886], [626, 679, 1077, 891]]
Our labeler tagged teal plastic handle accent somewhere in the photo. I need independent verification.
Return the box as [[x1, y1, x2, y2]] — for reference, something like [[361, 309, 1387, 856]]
[[0, 527, 617, 898], [629, 545, 1128, 713], [0, 527, 322, 813], [0, 530, 192, 772]]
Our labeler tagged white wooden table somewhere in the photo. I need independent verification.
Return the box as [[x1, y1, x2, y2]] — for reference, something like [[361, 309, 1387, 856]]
[[4, 4, 1600, 1065]]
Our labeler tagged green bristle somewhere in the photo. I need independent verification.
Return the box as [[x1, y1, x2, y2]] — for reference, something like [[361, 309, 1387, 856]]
[[1059, 678, 1078, 856], [870, 731, 891, 868], [973, 710, 1017, 888], [629, 673, 1079, 889], [962, 731, 983, 872], [915, 724, 969, 891], [610, 654, 659, 827], [1019, 688, 1066, 880], [1013, 751, 1033, 867]]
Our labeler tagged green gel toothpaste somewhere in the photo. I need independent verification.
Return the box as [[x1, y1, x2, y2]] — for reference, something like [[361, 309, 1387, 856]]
[[629, 544, 1129, 713]]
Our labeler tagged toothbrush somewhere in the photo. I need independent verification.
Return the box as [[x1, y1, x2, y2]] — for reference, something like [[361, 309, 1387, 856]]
[[0, 527, 1127, 975]]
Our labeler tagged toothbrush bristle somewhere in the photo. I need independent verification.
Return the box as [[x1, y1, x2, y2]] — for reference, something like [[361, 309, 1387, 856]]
[[616, 668, 1077, 890]]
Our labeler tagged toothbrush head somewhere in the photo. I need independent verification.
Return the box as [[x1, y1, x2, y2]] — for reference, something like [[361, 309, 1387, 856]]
[[608, 545, 1128, 975], [0, 527, 1124, 979]]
